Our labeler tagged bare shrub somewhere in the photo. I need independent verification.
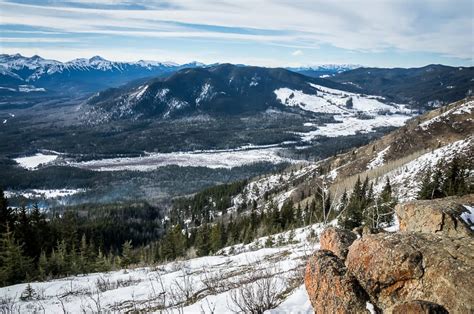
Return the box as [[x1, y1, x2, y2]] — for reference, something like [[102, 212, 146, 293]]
[[170, 265, 197, 306], [86, 289, 103, 313], [95, 275, 140, 292], [201, 268, 233, 294], [228, 269, 286, 313], [148, 272, 168, 310], [0, 294, 19, 313]]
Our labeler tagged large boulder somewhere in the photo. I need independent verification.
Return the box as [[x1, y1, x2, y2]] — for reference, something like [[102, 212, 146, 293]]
[[319, 227, 357, 260], [346, 232, 474, 313], [395, 194, 474, 237], [305, 250, 369, 314]]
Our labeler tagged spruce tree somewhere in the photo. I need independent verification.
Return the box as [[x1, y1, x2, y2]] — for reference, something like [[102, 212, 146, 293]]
[[418, 166, 434, 199], [0, 226, 32, 286], [209, 223, 222, 254], [441, 157, 468, 196], [339, 177, 364, 230], [121, 240, 133, 268], [195, 224, 210, 257], [172, 224, 186, 257]]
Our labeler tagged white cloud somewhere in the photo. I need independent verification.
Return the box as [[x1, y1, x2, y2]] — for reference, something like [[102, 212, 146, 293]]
[[0, 0, 472, 61], [292, 50, 303, 56]]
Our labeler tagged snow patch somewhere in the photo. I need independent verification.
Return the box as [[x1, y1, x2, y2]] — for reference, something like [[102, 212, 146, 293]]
[[367, 145, 391, 170], [5, 189, 85, 199], [14, 153, 58, 170], [18, 85, 45, 92]]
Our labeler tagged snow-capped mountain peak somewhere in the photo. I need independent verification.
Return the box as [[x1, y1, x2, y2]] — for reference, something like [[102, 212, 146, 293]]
[[0, 54, 208, 95]]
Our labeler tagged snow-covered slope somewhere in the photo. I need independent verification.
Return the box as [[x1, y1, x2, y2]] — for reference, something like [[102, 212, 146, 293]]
[[373, 138, 473, 201], [0, 224, 326, 313], [274, 83, 413, 141]]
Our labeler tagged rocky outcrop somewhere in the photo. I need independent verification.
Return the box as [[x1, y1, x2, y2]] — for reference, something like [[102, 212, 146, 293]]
[[346, 232, 474, 313], [319, 227, 357, 260], [304, 250, 369, 314], [395, 194, 474, 237], [305, 196, 474, 313], [389, 300, 448, 314]]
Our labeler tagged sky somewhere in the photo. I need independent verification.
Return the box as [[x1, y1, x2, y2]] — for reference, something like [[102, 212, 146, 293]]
[[0, 0, 473, 67]]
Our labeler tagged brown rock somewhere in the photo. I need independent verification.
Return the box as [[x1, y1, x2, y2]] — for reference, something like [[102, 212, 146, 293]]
[[319, 227, 357, 260], [389, 300, 448, 314], [305, 250, 369, 314], [346, 232, 474, 313], [395, 194, 474, 237]]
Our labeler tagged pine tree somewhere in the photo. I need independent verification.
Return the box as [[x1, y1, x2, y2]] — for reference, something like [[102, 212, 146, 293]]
[[55, 240, 68, 275], [95, 249, 111, 272], [339, 189, 348, 210], [441, 157, 468, 196], [0, 225, 32, 286], [280, 200, 294, 229], [209, 223, 222, 254], [195, 224, 210, 257], [380, 177, 392, 204], [79, 234, 89, 273], [121, 240, 133, 268], [15, 206, 32, 257], [172, 224, 187, 257], [378, 177, 396, 225], [339, 177, 364, 230], [38, 251, 48, 280], [295, 203, 302, 227], [418, 166, 433, 199]]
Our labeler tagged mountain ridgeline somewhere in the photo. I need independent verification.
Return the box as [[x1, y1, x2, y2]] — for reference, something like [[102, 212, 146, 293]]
[[327, 64, 474, 108], [85, 64, 365, 121]]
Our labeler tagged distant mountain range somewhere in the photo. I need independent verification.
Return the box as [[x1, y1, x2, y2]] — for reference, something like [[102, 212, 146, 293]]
[[1, 54, 472, 112], [287, 64, 362, 78], [0, 54, 361, 97], [0, 54, 205, 96]]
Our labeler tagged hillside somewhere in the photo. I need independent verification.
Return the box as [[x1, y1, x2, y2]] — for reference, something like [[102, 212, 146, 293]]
[[329, 65, 474, 109], [166, 97, 473, 228], [0, 223, 322, 313]]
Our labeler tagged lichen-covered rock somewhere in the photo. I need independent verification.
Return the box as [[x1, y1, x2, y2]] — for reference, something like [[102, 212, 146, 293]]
[[389, 300, 448, 314], [346, 232, 474, 313], [395, 194, 474, 237], [305, 250, 369, 314], [319, 227, 357, 260]]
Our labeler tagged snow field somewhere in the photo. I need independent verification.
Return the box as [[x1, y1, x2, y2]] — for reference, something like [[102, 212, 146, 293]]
[[0, 224, 326, 313], [69, 147, 296, 172]]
